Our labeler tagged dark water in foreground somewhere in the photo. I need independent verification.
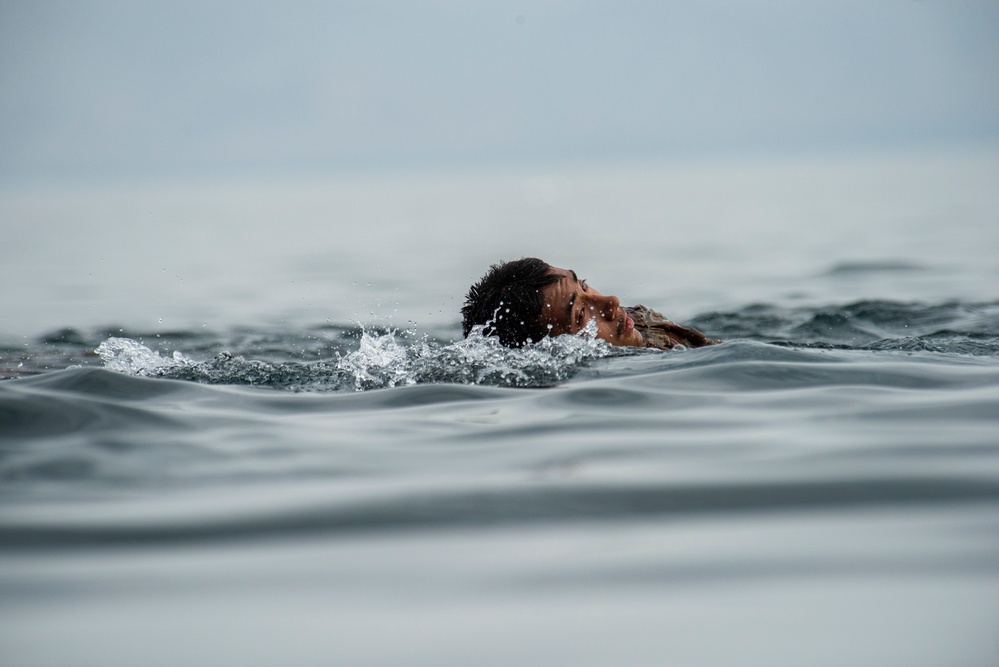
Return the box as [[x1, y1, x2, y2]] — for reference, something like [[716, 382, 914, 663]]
[[3, 299, 999, 666]]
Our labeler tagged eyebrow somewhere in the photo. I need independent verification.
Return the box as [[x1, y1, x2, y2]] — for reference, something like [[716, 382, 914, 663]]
[[565, 270, 578, 322]]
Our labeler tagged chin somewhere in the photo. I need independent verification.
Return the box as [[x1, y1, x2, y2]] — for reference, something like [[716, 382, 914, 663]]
[[619, 332, 645, 347], [605, 334, 643, 347], [598, 325, 643, 347]]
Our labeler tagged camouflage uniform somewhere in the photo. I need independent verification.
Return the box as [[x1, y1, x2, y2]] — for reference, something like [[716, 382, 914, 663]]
[[626, 305, 719, 350]]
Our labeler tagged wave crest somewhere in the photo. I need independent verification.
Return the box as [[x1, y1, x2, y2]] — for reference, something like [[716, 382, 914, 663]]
[[95, 324, 619, 392]]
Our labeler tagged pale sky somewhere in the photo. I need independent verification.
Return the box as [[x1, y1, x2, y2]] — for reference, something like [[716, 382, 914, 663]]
[[1, 0, 997, 183]]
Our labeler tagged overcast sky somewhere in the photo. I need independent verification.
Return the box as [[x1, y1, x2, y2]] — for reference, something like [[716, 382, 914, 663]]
[[1, 1, 997, 184]]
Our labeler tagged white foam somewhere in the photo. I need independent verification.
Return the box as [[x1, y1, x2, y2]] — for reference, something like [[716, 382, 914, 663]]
[[336, 329, 415, 391], [95, 337, 193, 376], [96, 325, 618, 391]]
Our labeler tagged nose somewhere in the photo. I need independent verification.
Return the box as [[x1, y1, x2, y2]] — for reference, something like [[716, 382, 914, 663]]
[[586, 292, 620, 320]]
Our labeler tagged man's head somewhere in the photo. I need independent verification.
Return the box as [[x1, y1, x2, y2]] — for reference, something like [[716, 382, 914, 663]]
[[461, 257, 560, 347], [462, 258, 645, 348]]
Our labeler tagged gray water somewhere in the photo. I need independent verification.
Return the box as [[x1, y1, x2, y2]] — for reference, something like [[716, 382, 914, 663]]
[[2, 152, 999, 666]]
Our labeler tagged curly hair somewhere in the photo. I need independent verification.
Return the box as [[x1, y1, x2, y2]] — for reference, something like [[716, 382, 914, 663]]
[[461, 257, 561, 347]]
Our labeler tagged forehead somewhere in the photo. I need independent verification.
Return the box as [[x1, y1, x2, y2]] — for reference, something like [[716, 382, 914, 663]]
[[539, 266, 578, 315], [545, 266, 573, 282], [542, 266, 574, 294]]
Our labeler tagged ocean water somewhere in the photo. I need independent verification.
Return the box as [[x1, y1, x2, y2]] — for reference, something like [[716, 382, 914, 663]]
[[2, 152, 999, 666]]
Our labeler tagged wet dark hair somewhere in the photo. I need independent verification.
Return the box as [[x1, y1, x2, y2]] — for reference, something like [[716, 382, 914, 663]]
[[461, 257, 561, 348]]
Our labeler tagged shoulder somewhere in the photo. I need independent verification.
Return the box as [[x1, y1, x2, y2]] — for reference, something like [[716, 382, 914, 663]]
[[626, 304, 673, 325], [626, 304, 721, 349]]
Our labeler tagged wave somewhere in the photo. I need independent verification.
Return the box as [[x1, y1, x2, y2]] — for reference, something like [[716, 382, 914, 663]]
[[4, 340, 998, 497], [4, 475, 999, 550], [3, 299, 997, 389], [94, 322, 620, 391], [690, 299, 999, 352]]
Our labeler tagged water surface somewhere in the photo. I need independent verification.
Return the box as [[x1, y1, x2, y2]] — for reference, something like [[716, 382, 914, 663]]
[[2, 153, 998, 666]]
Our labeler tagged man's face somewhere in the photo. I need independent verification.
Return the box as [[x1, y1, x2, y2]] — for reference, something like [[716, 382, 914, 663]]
[[538, 266, 645, 347]]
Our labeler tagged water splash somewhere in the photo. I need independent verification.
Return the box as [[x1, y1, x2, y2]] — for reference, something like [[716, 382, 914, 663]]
[[95, 337, 196, 375], [96, 322, 618, 392]]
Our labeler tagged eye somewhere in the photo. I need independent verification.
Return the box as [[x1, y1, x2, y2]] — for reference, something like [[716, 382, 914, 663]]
[[581, 280, 588, 291]]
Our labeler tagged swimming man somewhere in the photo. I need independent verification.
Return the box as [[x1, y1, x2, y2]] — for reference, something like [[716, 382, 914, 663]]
[[462, 257, 718, 350]]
